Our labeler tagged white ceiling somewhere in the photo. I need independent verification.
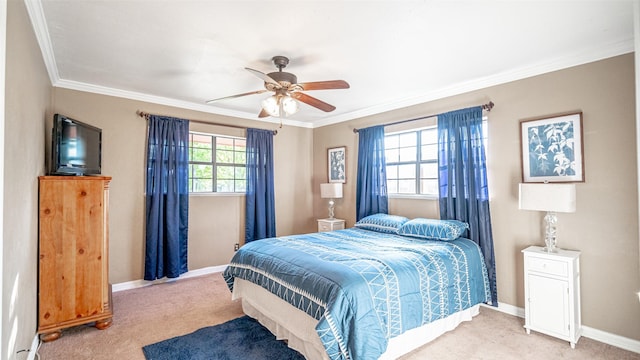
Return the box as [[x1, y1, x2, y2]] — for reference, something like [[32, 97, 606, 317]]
[[26, 1, 634, 128]]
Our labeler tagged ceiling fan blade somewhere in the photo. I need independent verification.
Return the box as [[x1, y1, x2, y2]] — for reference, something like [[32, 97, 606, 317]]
[[206, 89, 268, 103], [258, 108, 270, 118], [291, 92, 336, 112], [297, 80, 350, 91], [245, 67, 281, 87]]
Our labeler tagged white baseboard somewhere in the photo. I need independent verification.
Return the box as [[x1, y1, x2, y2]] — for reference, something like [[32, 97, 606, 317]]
[[483, 302, 640, 354], [111, 265, 228, 292], [26, 335, 39, 360], [582, 325, 640, 354], [481, 301, 524, 318]]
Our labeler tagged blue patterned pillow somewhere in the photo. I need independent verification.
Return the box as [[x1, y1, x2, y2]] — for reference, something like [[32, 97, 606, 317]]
[[397, 218, 469, 241], [354, 213, 409, 234]]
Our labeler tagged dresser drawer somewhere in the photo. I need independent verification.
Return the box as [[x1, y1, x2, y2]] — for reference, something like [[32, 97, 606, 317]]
[[528, 256, 568, 277]]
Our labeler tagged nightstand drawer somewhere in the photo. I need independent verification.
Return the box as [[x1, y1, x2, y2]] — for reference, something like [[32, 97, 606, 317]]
[[319, 222, 332, 232], [317, 219, 345, 232], [528, 256, 568, 277]]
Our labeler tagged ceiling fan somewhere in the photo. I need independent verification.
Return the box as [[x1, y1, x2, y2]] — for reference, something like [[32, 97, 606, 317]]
[[206, 56, 350, 118]]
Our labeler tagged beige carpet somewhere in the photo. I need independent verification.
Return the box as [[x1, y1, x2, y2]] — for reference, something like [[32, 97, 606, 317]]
[[38, 273, 639, 360]]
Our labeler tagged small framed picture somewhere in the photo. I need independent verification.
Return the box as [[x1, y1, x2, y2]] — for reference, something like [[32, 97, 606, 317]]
[[328, 146, 346, 183], [520, 112, 584, 183]]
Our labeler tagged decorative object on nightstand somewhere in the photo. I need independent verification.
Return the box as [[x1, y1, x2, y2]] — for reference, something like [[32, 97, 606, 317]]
[[320, 183, 343, 219], [317, 218, 346, 232], [519, 183, 576, 253], [522, 246, 581, 348]]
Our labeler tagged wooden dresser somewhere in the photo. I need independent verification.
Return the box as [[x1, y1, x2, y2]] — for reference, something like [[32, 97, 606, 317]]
[[38, 176, 113, 341]]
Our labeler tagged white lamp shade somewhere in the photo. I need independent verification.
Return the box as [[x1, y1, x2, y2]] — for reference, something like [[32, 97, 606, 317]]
[[519, 183, 576, 213], [261, 95, 299, 117], [281, 96, 299, 115], [320, 183, 343, 199], [260, 96, 277, 116]]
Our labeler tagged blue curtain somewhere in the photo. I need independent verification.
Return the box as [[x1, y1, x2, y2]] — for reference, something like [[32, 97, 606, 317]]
[[438, 107, 498, 306], [144, 115, 189, 280], [356, 125, 388, 221], [245, 128, 276, 242]]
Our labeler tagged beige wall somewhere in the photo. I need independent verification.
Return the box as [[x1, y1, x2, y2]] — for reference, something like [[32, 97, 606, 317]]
[[3, 0, 51, 356], [51, 88, 314, 283], [313, 54, 640, 341]]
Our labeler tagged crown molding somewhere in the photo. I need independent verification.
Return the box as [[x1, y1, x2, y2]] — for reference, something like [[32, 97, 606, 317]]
[[314, 37, 634, 128], [24, 0, 58, 85], [25, 0, 634, 129], [54, 78, 314, 129]]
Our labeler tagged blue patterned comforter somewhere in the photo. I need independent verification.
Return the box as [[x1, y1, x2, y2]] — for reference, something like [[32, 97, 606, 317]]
[[223, 228, 490, 360]]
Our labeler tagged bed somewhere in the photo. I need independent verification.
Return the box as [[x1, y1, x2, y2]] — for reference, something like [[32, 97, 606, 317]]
[[223, 216, 491, 360]]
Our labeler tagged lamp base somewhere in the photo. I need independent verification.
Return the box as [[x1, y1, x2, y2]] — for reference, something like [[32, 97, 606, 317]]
[[327, 199, 335, 219], [544, 211, 558, 253]]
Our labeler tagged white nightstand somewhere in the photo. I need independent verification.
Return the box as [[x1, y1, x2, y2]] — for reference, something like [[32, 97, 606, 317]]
[[522, 246, 581, 348], [317, 218, 345, 232]]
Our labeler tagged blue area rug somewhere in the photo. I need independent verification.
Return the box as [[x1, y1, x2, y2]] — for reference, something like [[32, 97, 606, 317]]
[[142, 316, 306, 360]]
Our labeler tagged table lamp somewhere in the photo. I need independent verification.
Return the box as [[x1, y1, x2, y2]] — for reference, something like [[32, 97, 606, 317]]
[[519, 183, 576, 252], [320, 183, 343, 219]]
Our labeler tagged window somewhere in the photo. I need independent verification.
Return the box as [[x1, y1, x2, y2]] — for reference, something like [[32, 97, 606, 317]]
[[385, 128, 438, 196], [385, 121, 487, 196], [188, 132, 246, 193]]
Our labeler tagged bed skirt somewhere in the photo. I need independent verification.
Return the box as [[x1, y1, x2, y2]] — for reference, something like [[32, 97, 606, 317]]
[[232, 278, 480, 360]]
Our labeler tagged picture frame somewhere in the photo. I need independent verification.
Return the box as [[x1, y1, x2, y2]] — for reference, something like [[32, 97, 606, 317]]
[[520, 112, 584, 183], [328, 146, 346, 183]]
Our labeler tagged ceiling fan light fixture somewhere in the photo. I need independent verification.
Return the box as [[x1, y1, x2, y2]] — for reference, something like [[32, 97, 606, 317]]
[[208, 56, 349, 117], [281, 95, 299, 116], [261, 94, 299, 117], [261, 95, 280, 117]]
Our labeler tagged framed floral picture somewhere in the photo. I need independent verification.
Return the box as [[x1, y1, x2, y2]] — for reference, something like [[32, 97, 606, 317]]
[[520, 112, 584, 183], [328, 146, 346, 183]]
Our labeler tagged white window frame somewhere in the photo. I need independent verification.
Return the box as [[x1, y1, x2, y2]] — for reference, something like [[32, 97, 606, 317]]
[[384, 119, 488, 199], [188, 131, 246, 194], [385, 126, 439, 199]]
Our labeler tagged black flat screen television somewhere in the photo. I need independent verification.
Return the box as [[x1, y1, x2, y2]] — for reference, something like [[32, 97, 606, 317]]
[[50, 114, 102, 175]]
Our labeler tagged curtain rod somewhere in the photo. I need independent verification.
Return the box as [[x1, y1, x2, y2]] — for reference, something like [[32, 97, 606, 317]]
[[136, 110, 278, 135], [352, 101, 494, 133]]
